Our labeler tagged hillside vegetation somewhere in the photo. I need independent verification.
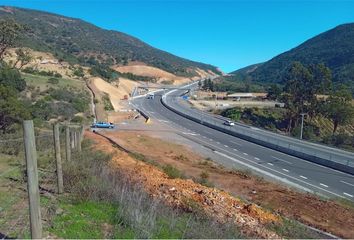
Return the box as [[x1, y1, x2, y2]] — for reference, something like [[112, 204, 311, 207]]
[[231, 23, 354, 93], [0, 6, 220, 77]]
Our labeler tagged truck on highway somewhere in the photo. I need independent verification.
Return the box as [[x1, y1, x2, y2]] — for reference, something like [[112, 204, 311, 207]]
[[147, 93, 155, 99], [91, 121, 115, 129]]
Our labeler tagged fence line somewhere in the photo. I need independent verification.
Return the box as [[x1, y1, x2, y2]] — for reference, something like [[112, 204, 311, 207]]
[[0, 121, 84, 239]]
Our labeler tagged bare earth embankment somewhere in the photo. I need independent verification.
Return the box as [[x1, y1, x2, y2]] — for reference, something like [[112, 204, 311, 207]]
[[96, 130, 354, 238], [87, 131, 281, 238]]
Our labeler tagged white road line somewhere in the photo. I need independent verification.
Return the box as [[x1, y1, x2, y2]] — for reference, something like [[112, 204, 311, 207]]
[[282, 168, 289, 172], [176, 132, 352, 200], [202, 136, 207, 139], [224, 145, 228, 148], [267, 163, 274, 166], [300, 175, 308, 180], [243, 153, 248, 156], [343, 192, 354, 198], [254, 157, 260, 160], [233, 149, 238, 151], [230, 140, 242, 146], [216, 142, 220, 144], [209, 139, 213, 141], [271, 156, 293, 165], [320, 183, 328, 188], [340, 180, 354, 187]]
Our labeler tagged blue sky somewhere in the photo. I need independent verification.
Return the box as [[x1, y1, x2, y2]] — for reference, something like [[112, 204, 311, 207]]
[[1, 0, 354, 72]]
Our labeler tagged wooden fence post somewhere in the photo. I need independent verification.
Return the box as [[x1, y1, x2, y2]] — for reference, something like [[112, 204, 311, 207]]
[[53, 124, 63, 194], [65, 126, 71, 161], [77, 130, 82, 152], [23, 120, 42, 239], [70, 131, 75, 149]]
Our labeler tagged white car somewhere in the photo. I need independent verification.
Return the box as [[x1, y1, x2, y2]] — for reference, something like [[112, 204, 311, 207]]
[[224, 120, 235, 126]]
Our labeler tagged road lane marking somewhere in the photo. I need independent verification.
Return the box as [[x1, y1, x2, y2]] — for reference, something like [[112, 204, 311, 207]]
[[174, 126, 352, 200], [300, 175, 308, 180], [320, 183, 328, 188], [233, 149, 238, 151], [340, 180, 354, 187], [202, 136, 207, 139], [216, 142, 220, 144], [344, 192, 354, 198], [267, 163, 274, 166], [243, 153, 248, 156], [282, 168, 289, 172], [254, 157, 260, 160], [224, 145, 228, 148], [271, 156, 293, 165], [209, 139, 213, 141], [230, 141, 242, 146]]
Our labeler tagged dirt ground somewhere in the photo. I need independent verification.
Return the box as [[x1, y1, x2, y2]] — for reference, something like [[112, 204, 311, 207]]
[[113, 65, 192, 85], [101, 130, 354, 239], [86, 131, 281, 238]]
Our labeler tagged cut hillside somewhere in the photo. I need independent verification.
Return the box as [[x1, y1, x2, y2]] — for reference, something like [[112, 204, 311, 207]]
[[3, 48, 89, 79], [0, 6, 221, 77], [231, 23, 354, 92], [114, 65, 190, 85], [88, 77, 139, 121]]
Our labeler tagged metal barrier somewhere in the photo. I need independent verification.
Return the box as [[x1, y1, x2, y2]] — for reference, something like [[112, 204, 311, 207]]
[[161, 93, 354, 175]]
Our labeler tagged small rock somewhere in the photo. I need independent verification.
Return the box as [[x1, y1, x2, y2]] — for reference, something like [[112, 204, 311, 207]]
[[251, 190, 257, 194], [55, 208, 64, 215], [169, 187, 176, 192]]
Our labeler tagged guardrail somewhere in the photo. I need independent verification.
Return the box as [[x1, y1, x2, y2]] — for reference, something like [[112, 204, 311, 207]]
[[161, 92, 354, 175]]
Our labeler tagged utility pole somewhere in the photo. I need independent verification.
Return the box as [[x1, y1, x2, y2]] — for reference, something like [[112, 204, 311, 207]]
[[300, 113, 307, 140]]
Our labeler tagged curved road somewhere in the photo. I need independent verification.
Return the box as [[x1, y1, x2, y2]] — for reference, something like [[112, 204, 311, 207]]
[[132, 90, 354, 201]]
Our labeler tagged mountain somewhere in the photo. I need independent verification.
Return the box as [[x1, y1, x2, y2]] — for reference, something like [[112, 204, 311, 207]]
[[231, 23, 354, 89], [0, 6, 220, 77]]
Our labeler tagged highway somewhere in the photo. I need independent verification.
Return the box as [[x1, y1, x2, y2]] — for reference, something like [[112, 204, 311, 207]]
[[132, 87, 354, 201]]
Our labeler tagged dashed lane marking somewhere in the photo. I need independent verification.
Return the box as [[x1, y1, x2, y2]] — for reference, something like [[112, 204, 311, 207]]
[[243, 153, 248, 156], [254, 157, 260, 160], [282, 168, 289, 172], [340, 180, 354, 187], [320, 183, 328, 188], [300, 175, 308, 180], [271, 156, 293, 165], [267, 163, 274, 166]]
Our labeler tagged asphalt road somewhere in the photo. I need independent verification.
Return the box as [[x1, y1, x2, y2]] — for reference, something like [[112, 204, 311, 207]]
[[132, 91, 354, 201]]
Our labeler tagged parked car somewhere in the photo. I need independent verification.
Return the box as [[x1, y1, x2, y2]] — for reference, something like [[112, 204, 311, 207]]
[[223, 120, 235, 126], [91, 122, 115, 129]]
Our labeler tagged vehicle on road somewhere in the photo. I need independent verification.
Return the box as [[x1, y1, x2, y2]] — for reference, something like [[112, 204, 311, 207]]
[[91, 121, 115, 129], [223, 120, 235, 126], [147, 93, 155, 99]]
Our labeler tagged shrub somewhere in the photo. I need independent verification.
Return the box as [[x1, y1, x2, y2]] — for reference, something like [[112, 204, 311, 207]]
[[162, 164, 185, 179], [47, 77, 59, 84]]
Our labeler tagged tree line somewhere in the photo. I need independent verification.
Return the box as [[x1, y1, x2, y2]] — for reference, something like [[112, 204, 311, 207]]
[[267, 62, 354, 134]]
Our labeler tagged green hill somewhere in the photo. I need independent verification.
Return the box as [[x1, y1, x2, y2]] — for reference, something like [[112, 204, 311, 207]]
[[0, 6, 220, 77], [231, 23, 354, 92]]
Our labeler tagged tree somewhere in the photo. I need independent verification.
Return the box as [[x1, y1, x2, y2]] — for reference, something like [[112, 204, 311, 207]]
[[0, 20, 24, 61], [198, 80, 202, 89], [282, 62, 313, 132], [0, 63, 26, 92], [13, 48, 33, 69], [267, 84, 282, 100], [325, 85, 354, 134], [0, 85, 30, 133]]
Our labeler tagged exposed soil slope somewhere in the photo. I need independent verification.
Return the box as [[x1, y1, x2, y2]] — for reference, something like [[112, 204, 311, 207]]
[[103, 130, 354, 239], [86, 131, 280, 238]]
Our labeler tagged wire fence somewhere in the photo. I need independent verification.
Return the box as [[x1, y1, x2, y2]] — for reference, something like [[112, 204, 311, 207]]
[[0, 122, 83, 239]]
